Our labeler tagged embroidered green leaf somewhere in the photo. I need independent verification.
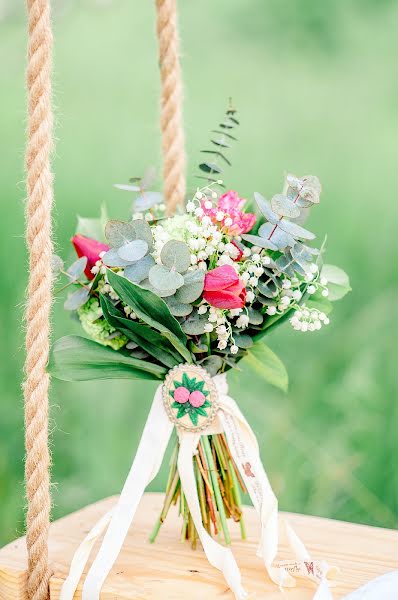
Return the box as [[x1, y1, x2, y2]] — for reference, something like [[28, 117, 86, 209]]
[[177, 405, 188, 419], [189, 411, 198, 426]]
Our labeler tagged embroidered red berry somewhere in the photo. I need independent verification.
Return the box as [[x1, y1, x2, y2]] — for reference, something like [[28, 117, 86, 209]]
[[174, 386, 190, 404], [189, 390, 205, 408]]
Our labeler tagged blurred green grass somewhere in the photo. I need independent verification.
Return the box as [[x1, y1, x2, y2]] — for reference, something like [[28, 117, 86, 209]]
[[1, 1, 398, 546]]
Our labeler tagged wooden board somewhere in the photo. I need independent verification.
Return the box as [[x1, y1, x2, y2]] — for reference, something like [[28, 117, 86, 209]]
[[1, 493, 397, 599]]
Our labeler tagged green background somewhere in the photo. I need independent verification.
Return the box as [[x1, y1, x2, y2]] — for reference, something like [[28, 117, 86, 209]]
[[1, 1, 397, 546]]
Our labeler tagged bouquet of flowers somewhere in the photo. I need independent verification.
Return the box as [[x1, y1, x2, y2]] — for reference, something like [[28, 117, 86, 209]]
[[51, 107, 350, 599]]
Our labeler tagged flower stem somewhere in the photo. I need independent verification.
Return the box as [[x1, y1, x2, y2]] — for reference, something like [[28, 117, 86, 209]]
[[201, 435, 231, 545]]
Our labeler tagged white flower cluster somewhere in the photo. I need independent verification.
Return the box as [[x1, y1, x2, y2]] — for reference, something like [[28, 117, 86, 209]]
[[239, 247, 271, 303], [290, 306, 330, 332], [198, 305, 239, 354]]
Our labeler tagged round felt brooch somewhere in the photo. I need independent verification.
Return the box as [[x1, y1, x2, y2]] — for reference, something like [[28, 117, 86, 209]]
[[162, 364, 219, 431]]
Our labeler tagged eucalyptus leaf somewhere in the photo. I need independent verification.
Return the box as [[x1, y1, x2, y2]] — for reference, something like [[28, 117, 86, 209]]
[[131, 219, 153, 248], [67, 257, 87, 280], [241, 233, 278, 251], [135, 191, 163, 211], [175, 270, 205, 304], [253, 192, 279, 224], [199, 355, 223, 377], [102, 248, 131, 268], [64, 287, 90, 310], [257, 279, 277, 298], [161, 240, 191, 273], [277, 219, 315, 241], [49, 335, 166, 381], [140, 166, 157, 190], [233, 333, 253, 349], [117, 239, 148, 262], [105, 220, 136, 247], [181, 314, 209, 335], [248, 307, 263, 325], [114, 183, 141, 192], [258, 223, 294, 250], [51, 254, 64, 276], [271, 194, 300, 218], [149, 264, 184, 291], [242, 342, 288, 392], [124, 255, 155, 283], [199, 162, 222, 174], [165, 298, 193, 317]]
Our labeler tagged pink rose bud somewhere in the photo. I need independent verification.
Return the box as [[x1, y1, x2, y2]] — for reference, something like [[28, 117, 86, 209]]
[[203, 265, 246, 309], [71, 234, 109, 280], [189, 390, 205, 408], [174, 386, 190, 404]]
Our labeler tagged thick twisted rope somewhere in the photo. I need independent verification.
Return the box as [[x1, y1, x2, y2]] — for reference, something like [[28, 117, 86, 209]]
[[155, 0, 186, 214], [24, 0, 53, 598]]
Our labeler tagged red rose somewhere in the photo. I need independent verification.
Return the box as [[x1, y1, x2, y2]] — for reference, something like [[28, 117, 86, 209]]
[[71, 234, 109, 280], [203, 265, 246, 309]]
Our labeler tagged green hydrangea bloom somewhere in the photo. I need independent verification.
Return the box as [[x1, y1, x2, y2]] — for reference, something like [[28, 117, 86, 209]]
[[161, 214, 193, 242], [77, 297, 127, 351]]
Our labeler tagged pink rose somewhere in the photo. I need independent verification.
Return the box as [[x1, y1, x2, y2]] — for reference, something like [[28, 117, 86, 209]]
[[203, 265, 246, 309], [201, 190, 256, 236], [71, 234, 109, 280]]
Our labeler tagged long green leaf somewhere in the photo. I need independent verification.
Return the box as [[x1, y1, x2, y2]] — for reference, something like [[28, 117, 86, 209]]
[[107, 270, 192, 363], [49, 335, 167, 381], [100, 294, 181, 369], [242, 342, 288, 392]]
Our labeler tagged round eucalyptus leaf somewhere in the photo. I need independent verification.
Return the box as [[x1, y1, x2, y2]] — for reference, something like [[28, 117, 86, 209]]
[[241, 233, 278, 251], [233, 333, 254, 349], [117, 239, 148, 262], [183, 269, 205, 285], [64, 287, 90, 311], [105, 220, 136, 247], [175, 283, 203, 304], [271, 194, 301, 218], [248, 307, 263, 325], [199, 355, 223, 377], [124, 255, 155, 283], [165, 298, 193, 317], [140, 277, 176, 297], [149, 264, 184, 291], [67, 256, 87, 280], [131, 219, 153, 248], [102, 248, 131, 267], [181, 314, 208, 335], [161, 240, 191, 273]]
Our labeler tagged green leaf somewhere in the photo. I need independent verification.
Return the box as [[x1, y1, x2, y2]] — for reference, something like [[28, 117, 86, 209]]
[[106, 270, 192, 363], [243, 342, 288, 392], [100, 295, 181, 369], [76, 205, 108, 241], [189, 411, 198, 426], [321, 264, 351, 301], [195, 407, 209, 417], [49, 335, 166, 381]]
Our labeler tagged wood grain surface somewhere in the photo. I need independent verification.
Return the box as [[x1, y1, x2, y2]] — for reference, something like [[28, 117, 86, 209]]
[[1, 493, 397, 599]]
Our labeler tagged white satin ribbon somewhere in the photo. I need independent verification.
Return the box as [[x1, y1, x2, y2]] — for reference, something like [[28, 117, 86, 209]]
[[59, 374, 397, 600]]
